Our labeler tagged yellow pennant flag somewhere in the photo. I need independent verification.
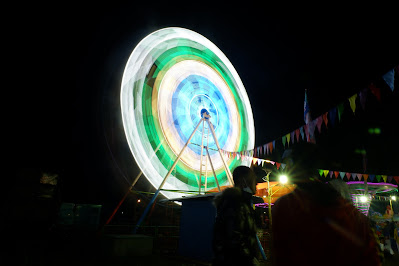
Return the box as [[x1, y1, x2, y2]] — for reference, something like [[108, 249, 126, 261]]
[[382, 175, 387, 183], [286, 133, 291, 146], [252, 158, 258, 165], [349, 94, 357, 113]]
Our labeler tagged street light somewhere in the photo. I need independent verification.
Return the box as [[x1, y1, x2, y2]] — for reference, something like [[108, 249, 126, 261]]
[[359, 195, 368, 203], [265, 173, 290, 229], [279, 175, 288, 184], [391, 195, 397, 201]]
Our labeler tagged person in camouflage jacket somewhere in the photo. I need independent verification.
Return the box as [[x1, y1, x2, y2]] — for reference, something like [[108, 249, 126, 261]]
[[212, 166, 261, 266]]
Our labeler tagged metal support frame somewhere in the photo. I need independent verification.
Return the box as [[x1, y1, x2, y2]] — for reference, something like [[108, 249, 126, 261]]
[[205, 146, 221, 192], [133, 112, 232, 233], [204, 113, 234, 185], [98, 141, 163, 234]]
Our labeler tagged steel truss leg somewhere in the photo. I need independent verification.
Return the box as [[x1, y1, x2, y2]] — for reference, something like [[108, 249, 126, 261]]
[[133, 118, 205, 233]]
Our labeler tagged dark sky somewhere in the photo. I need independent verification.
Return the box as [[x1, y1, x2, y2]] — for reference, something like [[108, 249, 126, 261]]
[[11, 4, 399, 204]]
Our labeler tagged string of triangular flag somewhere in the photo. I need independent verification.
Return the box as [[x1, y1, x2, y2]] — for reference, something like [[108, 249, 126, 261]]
[[261, 65, 397, 154], [373, 195, 396, 201], [222, 65, 397, 158], [220, 66, 398, 184], [219, 150, 399, 185], [316, 169, 399, 184]]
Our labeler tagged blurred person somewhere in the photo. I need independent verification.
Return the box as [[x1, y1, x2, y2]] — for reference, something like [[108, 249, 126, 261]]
[[394, 222, 399, 252], [383, 221, 396, 256], [384, 205, 394, 219], [271, 142, 381, 266], [369, 219, 385, 263], [212, 165, 262, 265]]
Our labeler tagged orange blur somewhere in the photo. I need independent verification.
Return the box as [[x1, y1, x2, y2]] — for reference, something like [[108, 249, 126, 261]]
[[208, 182, 296, 204]]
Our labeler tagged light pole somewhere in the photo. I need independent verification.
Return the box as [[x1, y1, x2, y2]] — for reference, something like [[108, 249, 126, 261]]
[[265, 174, 289, 229]]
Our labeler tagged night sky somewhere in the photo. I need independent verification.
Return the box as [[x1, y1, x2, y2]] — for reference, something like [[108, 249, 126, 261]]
[[11, 4, 399, 206]]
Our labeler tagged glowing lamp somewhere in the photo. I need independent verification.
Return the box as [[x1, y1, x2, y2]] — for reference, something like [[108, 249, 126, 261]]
[[359, 195, 368, 203], [279, 175, 288, 184]]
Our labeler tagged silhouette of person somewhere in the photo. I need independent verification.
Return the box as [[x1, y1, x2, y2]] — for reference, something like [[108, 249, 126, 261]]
[[271, 142, 381, 266], [212, 165, 261, 265]]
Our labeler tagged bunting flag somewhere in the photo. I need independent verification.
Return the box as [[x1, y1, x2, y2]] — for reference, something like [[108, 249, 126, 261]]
[[337, 103, 344, 122], [316, 116, 323, 133], [290, 131, 295, 145], [295, 129, 300, 142], [339, 172, 345, 179], [223, 65, 397, 175], [300, 126, 305, 140], [322, 112, 328, 128], [348, 94, 357, 114], [329, 107, 337, 127], [369, 83, 381, 101], [224, 149, 399, 186], [282, 135, 286, 147], [359, 88, 367, 111], [382, 68, 395, 91], [315, 169, 398, 185]]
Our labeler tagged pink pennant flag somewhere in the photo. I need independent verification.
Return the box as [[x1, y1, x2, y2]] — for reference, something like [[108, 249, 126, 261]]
[[264, 160, 275, 165], [356, 173, 362, 181], [346, 172, 351, 180], [329, 171, 334, 178], [348, 94, 357, 114]]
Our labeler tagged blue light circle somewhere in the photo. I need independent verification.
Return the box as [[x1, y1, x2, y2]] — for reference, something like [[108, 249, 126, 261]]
[[172, 75, 230, 155]]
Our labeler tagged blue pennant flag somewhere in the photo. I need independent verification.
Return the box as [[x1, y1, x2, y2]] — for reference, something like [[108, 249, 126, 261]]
[[382, 68, 395, 91]]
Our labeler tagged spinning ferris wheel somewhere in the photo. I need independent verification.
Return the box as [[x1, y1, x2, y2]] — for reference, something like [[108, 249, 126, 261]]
[[120, 27, 255, 201]]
